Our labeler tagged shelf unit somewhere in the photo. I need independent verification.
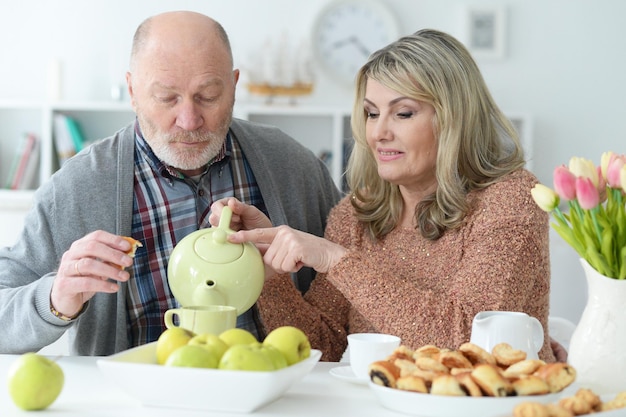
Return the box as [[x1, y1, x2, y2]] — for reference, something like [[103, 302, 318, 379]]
[[0, 101, 352, 246]]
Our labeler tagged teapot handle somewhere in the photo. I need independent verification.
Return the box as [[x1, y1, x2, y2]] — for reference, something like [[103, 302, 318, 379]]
[[530, 316, 545, 352]]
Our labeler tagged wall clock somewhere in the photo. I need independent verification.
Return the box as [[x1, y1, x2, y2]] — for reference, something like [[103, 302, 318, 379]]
[[312, 0, 400, 86]]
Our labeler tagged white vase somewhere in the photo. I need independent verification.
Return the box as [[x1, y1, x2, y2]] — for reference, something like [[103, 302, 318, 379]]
[[567, 258, 626, 394]]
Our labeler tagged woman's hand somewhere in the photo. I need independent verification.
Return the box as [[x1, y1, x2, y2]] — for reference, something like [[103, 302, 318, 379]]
[[209, 198, 272, 231], [229, 225, 347, 274], [550, 337, 568, 362], [50, 230, 134, 319]]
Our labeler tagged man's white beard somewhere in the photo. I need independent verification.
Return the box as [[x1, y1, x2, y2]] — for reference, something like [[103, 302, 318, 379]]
[[138, 112, 231, 171]]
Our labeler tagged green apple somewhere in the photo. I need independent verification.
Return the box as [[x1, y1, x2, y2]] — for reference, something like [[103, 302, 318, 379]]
[[164, 344, 220, 368], [259, 343, 288, 370], [263, 326, 311, 365], [7, 352, 64, 410], [218, 344, 275, 371], [218, 328, 257, 347], [156, 327, 195, 365], [188, 333, 229, 360]]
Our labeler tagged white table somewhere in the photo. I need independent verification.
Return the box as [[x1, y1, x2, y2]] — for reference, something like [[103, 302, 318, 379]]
[[0, 354, 404, 416]]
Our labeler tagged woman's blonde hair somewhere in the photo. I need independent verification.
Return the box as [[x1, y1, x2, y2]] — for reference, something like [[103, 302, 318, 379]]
[[347, 29, 525, 241]]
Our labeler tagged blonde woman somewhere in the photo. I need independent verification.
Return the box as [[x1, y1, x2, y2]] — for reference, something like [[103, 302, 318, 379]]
[[211, 29, 556, 362]]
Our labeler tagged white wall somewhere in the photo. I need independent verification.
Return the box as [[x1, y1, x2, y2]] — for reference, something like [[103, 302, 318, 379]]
[[3, 0, 621, 324]]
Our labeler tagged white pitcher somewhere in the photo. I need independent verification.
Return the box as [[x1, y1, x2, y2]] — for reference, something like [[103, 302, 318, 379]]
[[469, 311, 544, 359]]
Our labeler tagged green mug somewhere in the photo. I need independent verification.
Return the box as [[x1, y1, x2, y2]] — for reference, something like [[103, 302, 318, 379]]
[[164, 305, 237, 335]]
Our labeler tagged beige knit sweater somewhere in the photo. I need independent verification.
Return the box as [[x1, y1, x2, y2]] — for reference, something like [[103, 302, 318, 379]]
[[257, 169, 555, 363]]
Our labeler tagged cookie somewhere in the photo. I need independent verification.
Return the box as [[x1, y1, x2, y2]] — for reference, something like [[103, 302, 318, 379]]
[[533, 363, 576, 393], [459, 342, 496, 366], [470, 363, 513, 397], [511, 375, 550, 396], [430, 374, 467, 396], [492, 342, 527, 367]]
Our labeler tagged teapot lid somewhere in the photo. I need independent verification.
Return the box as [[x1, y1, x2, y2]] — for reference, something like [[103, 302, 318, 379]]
[[193, 225, 243, 264]]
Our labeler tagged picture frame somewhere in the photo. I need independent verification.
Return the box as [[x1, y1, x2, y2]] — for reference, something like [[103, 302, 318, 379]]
[[507, 113, 534, 170], [465, 6, 506, 60]]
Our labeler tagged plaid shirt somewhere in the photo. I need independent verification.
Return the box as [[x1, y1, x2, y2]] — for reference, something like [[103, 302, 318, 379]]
[[127, 123, 267, 346]]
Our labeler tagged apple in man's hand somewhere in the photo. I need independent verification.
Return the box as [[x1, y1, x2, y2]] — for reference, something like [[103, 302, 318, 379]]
[[7, 352, 64, 410], [218, 344, 275, 371], [263, 326, 311, 365]]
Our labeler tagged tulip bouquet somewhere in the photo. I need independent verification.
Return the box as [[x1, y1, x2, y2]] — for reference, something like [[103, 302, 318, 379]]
[[531, 151, 626, 279]]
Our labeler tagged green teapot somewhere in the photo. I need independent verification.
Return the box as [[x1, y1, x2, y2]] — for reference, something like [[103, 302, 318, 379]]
[[167, 206, 265, 315]]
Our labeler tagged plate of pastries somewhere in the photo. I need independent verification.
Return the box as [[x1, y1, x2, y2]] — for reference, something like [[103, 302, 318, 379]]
[[367, 341, 575, 417]]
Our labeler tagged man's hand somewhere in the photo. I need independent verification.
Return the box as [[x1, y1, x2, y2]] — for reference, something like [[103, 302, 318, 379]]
[[209, 198, 272, 231], [50, 231, 135, 319]]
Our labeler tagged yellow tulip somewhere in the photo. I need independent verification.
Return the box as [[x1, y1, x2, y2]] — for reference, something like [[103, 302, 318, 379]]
[[531, 184, 559, 212], [600, 151, 615, 181]]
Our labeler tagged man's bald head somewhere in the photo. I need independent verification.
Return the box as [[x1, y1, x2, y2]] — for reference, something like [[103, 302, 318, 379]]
[[129, 11, 233, 72]]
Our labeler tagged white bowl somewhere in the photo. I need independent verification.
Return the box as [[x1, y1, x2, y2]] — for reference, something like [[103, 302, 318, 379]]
[[97, 342, 321, 413], [369, 382, 562, 417]]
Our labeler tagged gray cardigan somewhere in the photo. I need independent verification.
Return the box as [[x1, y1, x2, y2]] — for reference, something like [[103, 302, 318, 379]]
[[0, 119, 341, 355]]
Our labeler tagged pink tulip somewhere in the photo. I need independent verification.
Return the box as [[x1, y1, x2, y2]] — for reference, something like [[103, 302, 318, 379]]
[[606, 154, 626, 188], [621, 165, 626, 194], [569, 157, 599, 187], [575, 177, 600, 209], [553, 165, 577, 200]]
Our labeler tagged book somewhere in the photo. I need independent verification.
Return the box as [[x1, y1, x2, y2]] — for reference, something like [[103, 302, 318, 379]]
[[5, 133, 39, 190], [64, 115, 85, 153], [16, 133, 40, 189], [53, 114, 77, 166]]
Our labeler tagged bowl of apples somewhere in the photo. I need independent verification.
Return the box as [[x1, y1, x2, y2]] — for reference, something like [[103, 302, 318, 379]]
[[97, 326, 321, 413]]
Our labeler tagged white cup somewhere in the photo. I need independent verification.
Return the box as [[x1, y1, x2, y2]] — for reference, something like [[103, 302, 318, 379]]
[[348, 333, 401, 380]]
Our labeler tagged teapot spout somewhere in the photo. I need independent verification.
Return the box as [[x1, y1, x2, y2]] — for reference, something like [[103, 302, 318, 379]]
[[192, 280, 227, 307]]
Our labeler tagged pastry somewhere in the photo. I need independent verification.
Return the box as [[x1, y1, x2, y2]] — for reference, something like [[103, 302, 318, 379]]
[[511, 375, 550, 396], [533, 363, 576, 393], [470, 364, 513, 397], [389, 345, 415, 362], [572, 388, 601, 410], [512, 402, 549, 417], [544, 404, 574, 417], [412, 344, 440, 359], [455, 371, 483, 397], [438, 350, 473, 370], [396, 375, 428, 393], [393, 358, 419, 378], [430, 374, 467, 396], [503, 359, 546, 378], [415, 356, 449, 374], [600, 391, 626, 411], [558, 395, 593, 415], [368, 360, 400, 388], [492, 342, 527, 366], [458, 342, 496, 366], [111, 236, 142, 269]]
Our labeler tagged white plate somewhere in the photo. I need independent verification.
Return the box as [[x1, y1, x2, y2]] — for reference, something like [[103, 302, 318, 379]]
[[369, 382, 562, 417], [97, 342, 321, 413], [329, 365, 368, 385]]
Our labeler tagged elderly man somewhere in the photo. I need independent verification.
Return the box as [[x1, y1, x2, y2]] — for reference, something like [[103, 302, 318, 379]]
[[0, 11, 340, 355]]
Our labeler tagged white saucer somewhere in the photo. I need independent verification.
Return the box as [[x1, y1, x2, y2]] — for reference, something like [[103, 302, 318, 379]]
[[329, 366, 369, 385]]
